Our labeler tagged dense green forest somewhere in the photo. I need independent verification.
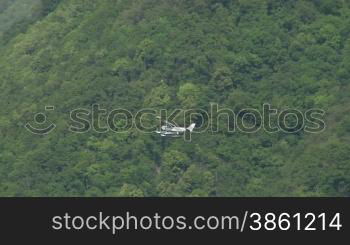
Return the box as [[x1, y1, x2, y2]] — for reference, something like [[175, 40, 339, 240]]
[[0, 0, 349, 197]]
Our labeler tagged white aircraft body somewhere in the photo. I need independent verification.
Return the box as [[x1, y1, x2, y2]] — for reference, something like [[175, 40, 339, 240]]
[[156, 118, 195, 137]]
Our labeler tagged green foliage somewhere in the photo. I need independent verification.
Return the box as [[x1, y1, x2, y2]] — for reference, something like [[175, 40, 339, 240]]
[[0, 0, 349, 197], [177, 83, 203, 108], [144, 81, 172, 107]]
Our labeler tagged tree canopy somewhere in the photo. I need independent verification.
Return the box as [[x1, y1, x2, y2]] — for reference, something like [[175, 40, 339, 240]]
[[0, 0, 349, 197]]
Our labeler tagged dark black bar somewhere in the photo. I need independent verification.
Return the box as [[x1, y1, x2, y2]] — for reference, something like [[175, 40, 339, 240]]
[[0, 198, 348, 243]]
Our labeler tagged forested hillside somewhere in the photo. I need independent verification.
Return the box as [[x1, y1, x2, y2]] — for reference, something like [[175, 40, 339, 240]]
[[0, 0, 349, 197]]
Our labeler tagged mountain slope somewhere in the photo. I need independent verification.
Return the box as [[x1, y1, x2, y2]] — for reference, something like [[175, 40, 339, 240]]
[[0, 0, 349, 197]]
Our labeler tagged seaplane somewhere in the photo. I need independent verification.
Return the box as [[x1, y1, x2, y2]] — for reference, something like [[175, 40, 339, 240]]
[[155, 117, 196, 137]]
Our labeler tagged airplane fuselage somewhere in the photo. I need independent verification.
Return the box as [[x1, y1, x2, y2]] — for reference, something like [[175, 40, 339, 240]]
[[161, 126, 186, 132], [157, 123, 195, 137]]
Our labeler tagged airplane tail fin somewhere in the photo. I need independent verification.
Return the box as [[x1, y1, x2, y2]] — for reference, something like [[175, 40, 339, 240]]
[[187, 123, 196, 132]]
